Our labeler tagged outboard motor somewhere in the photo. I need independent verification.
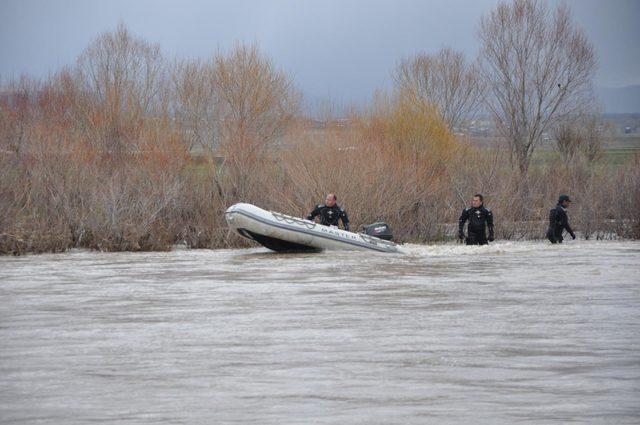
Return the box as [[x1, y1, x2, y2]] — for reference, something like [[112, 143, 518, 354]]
[[363, 222, 393, 241]]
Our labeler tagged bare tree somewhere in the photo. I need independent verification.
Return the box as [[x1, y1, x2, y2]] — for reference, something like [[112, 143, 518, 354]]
[[171, 44, 299, 157], [581, 113, 604, 163], [171, 59, 221, 153], [75, 23, 165, 151], [172, 44, 300, 201], [213, 44, 300, 151], [553, 120, 583, 163], [479, 0, 596, 174], [393, 47, 484, 130], [553, 108, 604, 164]]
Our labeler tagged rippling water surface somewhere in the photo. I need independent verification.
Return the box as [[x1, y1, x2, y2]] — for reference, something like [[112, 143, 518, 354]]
[[1, 241, 639, 424]]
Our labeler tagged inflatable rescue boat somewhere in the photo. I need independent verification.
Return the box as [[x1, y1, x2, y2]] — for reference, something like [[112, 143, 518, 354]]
[[225, 203, 398, 253]]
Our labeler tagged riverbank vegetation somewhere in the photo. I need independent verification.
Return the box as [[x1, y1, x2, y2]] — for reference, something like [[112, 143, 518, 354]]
[[1, 1, 639, 254]]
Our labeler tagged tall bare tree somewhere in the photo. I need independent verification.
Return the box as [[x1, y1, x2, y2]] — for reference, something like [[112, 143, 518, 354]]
[[171, 59, 221, 153], [173, 44, 300, 200], [213, 44, 300, 151], [76, 23, 165, 151], [479, 0, 596, 174], [171, 44, 299, 157], [393, 47, 484, 130]]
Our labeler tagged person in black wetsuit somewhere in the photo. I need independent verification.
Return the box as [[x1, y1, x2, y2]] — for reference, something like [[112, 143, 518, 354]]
[[546, 195, 576, 244], [458, 194, 494, 245], [307, 193, 350, 231]]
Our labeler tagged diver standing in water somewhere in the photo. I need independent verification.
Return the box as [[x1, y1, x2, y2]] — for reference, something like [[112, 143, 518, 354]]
[[458, 194, 495, 245], [307, 193, 350, 231], [546, 195, 576, 244]]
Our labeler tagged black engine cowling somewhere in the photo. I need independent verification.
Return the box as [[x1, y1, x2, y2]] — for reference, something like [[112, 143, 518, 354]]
[[363, 222, 393, 241]]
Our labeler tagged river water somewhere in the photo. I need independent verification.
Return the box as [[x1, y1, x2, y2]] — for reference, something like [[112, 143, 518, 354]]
[[1, 241, 639, 424]]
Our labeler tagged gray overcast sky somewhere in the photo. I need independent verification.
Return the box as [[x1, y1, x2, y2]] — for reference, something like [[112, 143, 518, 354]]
[[1, 0, 638, 107]]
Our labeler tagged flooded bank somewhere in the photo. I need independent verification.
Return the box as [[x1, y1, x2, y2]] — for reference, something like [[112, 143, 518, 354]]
[[1, 241, 639, 423]]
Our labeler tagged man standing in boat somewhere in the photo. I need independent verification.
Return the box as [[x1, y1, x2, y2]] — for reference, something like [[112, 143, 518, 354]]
[[458, 194, 494, 245], [546, 195, 576, 244], [307, 194, 350, 231]]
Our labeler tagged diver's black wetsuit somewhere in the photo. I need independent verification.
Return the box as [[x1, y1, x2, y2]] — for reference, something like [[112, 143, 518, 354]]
[[459, 206, 494, 245], [307, 204, 350, 231], [546, 204, 575, 244]]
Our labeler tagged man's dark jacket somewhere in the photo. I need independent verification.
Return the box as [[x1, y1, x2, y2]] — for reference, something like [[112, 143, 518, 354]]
[[546, 204, 575, 243], [459, 206, 494, 245], [307, 204, 350, 230]]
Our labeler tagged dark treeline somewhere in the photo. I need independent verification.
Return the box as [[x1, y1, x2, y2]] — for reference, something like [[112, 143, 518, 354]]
[[1, 1, 639, 254]]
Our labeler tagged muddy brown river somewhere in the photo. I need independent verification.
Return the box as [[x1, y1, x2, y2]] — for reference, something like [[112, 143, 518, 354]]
[[1, 241, 639, 424]]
